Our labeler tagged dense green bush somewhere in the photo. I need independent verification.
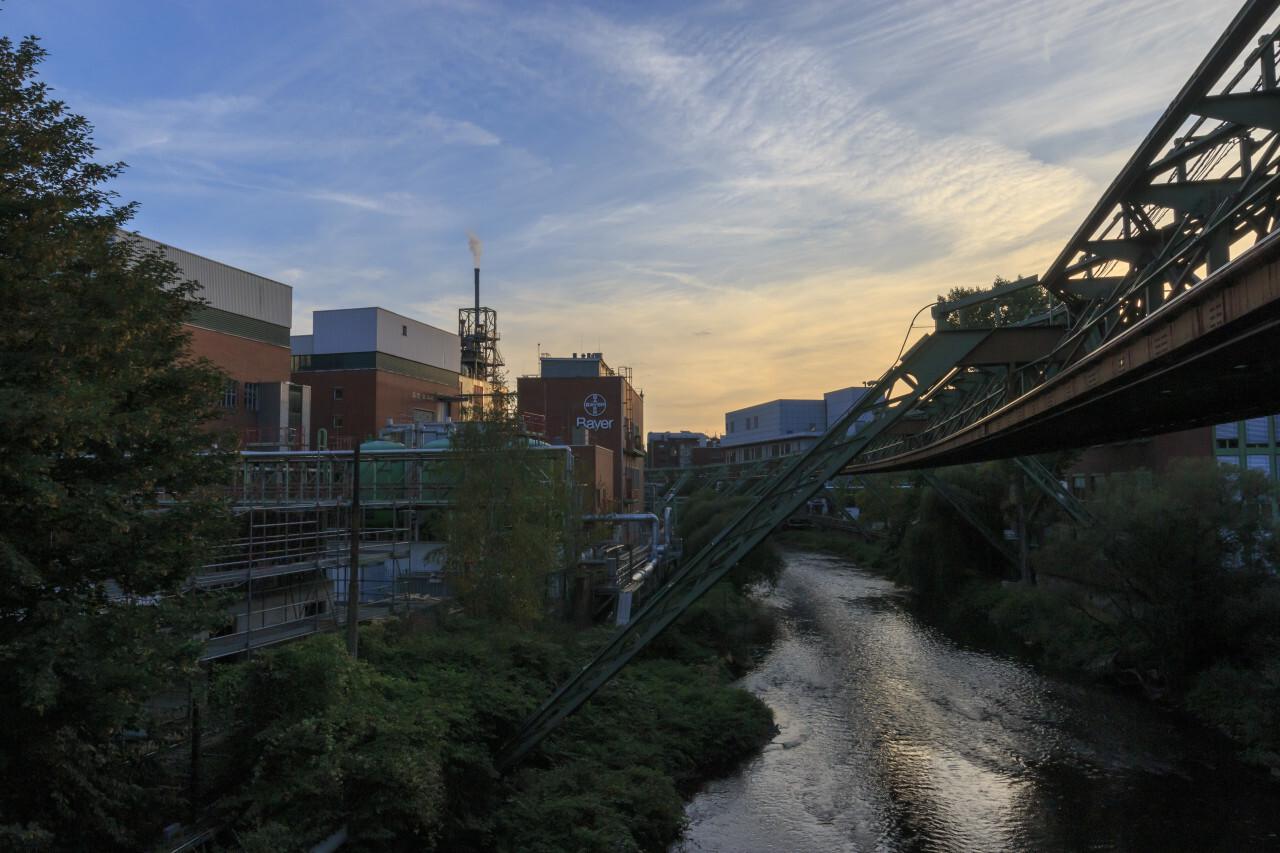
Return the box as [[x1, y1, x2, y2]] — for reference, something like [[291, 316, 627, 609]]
[[210, 605, 775, 851], [210, 636, 448, 851], [1032, 460, 1280, 691]]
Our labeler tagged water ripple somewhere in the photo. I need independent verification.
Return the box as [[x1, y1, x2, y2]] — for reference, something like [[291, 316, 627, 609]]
[[674, 550, 1280, 853]]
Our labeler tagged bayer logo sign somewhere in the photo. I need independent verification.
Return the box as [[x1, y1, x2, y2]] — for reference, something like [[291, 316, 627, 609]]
[[584, 394, 607, 416]]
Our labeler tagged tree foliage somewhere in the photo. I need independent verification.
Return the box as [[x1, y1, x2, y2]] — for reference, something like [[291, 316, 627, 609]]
[[676, 487, 783, 590], [210, 635, 447, 852], [1034, 459, 1280, 689], [894, 463, 1014, 596], [0, 32, 232, 847], [209, 613, 774, 852], [441, 393, 573, 625], [937, 275, 1053, 328]]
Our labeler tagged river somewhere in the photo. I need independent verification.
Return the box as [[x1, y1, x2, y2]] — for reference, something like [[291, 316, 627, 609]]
[[674, 550, 1280, 852]]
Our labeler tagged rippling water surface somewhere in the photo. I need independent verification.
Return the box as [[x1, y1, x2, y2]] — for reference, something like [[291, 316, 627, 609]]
[[674, 550, 1280, 853]]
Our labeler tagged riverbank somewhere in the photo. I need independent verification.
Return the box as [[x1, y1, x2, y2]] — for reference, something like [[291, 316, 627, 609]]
[[206, 579, 777, 852]]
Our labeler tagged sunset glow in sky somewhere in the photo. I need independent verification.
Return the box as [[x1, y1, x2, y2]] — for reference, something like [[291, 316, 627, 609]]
[[4, 0, 1250, 434]]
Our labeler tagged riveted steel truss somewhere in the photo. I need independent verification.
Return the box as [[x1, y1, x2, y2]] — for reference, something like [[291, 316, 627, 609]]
[[838, 1, 1280, 472]]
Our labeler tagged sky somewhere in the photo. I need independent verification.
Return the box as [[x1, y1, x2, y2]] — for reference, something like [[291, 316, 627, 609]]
[[2, 0, 1253, 434]]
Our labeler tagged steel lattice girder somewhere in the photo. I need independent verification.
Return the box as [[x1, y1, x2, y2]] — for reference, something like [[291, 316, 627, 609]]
[[844, 0, 1280, 472], [1045, 0, 1280, 351]]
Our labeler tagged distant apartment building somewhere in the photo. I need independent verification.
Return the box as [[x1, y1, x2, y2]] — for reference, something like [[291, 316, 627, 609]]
[[1026, 411, 1280, 504], [291, 308, 466, 446], [1068, 414, 1280, 484], [647, 431, 713, 469], [721, 386, 875, 463], [517, 352, 644, 509], [690, 437, 725, 467], [120, 231, 310, 448]]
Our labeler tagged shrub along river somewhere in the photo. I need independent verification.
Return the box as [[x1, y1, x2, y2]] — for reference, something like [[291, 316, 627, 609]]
[[673, 550, 1280, 852]]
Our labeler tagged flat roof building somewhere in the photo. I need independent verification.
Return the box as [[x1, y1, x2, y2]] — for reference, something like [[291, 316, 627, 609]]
[[120, 231, 309, 448], [291, 307, 467, 446], [517, 353, 644, 510], [721, 386, 875, 463], [647, 430, 713, 469]]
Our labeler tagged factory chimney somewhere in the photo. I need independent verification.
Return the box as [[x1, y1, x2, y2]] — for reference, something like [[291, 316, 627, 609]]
[[468, 229, 483, 323]]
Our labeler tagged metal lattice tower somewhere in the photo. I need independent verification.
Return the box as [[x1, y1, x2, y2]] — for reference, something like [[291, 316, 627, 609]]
[[460, 267, 504, 385]]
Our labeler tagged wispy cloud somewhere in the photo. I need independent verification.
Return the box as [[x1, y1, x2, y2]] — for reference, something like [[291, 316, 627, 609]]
[[8, 0, 1252, 433]]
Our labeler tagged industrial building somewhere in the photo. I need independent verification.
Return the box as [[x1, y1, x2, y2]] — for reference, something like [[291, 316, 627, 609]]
[[721, 386, 876, 463], [1064, 413, 1280, 500], [517, 353, 645, 510], [1212, 416, 1280, 476], [120, 231, 310, 449], [291, 307, 468, 447], [647, 431, 715, 469]]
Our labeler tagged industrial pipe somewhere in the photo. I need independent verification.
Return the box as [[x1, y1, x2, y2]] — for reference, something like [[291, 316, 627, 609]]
[[583, 513, 663, 558]]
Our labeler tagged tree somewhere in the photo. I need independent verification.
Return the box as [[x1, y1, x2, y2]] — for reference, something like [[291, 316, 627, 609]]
[[937, 275, 1053, 328], [209, 635, 447, 852], [0, 33, 232, 848], [441, 393, 573, 625], [1035, 460, 1280, 690]]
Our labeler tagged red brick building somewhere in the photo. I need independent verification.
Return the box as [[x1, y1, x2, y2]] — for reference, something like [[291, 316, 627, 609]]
[[646, 430, 713, 469], [1065, 427, 1212, 496], [291, 307, 465, 446], [121, 232, 309, 447], [570, 444, 615, 514], [517, 353, 644, 510]]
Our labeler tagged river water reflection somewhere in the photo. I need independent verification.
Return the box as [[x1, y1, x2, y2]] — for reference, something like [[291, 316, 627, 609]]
[[674, 550, 1280, 852]]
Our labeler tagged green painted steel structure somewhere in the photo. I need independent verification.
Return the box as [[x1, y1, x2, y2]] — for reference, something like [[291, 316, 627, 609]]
[[496, 329, 991, 767], [498, 0, 1280, 768]]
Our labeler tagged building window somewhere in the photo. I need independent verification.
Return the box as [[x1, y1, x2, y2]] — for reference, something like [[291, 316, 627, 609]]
[[402, 325, 408, 336], [753, 416, 759, 429], [333, 414, 344, 430], [333, 387, 344, 401], [243, 382, 259, 412], [1215, 422, 1239, 449], [219, 380, 238, 409], [1245, 417, 1270, 447]]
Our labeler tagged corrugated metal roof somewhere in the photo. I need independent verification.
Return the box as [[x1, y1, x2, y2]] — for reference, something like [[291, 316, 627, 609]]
[[118, 231, 292, 327]]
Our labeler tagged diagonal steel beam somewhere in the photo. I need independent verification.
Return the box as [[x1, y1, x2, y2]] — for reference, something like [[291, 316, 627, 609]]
[[1012, 456, 1092, 526], [496, 330, 990, 769], [1041, 0, 1280, 305], [919, 470, 1018, 565]]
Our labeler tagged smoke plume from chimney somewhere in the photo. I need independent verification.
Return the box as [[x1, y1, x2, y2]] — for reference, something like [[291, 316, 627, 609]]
[[467, 229, 482, 267]]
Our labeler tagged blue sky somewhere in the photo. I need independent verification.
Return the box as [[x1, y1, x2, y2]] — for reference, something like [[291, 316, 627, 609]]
[[4, 0, 1250, 433]]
